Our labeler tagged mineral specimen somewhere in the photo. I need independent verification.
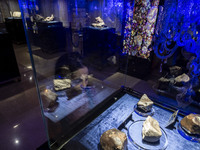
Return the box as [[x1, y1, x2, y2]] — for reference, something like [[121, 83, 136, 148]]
[[44, 14, 54, 22], [41, 89, 57, 103], [142, 116, 162, 142], [158, 77, 170, 90], [100, 128, 127, 150], [54, 79, 71, 91], [174, 73, 190, 86], [92, 17, 105, 28], [169, 66, 182, 77], [137, 94, 154, 112], [41, 89, 58, 108], [180, 114, 200, 135]]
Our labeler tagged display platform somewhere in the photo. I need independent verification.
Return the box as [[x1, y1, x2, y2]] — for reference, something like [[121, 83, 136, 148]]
[[43, 77, 117, 123], [62, 89, 200, 150]]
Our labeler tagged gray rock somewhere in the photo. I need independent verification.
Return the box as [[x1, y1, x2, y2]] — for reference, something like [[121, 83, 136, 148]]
[[100, 128, 127, 150], [54, 79, 71, 91], [137, 94, 153, 112], [142, 116, 162, 142]]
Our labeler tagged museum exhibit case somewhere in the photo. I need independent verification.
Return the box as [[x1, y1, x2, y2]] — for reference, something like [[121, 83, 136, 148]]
[[19, 0, 200, 149]]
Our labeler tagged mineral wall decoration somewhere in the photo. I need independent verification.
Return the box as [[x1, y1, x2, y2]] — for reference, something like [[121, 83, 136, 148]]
[[123, 0, 160, 59]]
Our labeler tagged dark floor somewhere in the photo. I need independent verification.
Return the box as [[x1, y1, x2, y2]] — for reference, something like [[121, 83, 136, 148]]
[[0, 44, 47, 150]]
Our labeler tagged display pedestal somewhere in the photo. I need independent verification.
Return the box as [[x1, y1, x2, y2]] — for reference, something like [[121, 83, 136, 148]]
[[5, 17, 26, 44], [32, 21, 66, 53], [0, 31, 21, 84], [83, 26, 116, 69]]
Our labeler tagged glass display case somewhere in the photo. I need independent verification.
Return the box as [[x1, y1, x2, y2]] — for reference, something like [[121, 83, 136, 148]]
[[19, 0, 200, 149]]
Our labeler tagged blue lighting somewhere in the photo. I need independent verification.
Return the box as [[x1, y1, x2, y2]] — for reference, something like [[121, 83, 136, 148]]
[[154, 0, 200, 77]]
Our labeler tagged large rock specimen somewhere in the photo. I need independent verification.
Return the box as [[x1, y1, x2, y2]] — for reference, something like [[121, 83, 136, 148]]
[[142, 116, 162, 142], [100, 129, 127, 150], [137, 94, 154, 112], [53, 79, 71, 91], [169, 66, 182, 77], [174, 73, 190, 86], [180, 114, 200, 135]]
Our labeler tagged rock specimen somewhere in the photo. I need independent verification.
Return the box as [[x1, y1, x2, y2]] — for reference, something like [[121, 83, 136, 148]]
[[180, 114, 200, 135], [174, 73, 190, 86], [137, 94, 154, 112], [169, 66, 182, 77], [92, 16, 105, 28], [142, 116, 162, 142], [41, 89, 58, 108], [53, 79, 71, 91], [158, 77, 170, 90], [44, 14, 54, 22], [100, 128, 127, 150]]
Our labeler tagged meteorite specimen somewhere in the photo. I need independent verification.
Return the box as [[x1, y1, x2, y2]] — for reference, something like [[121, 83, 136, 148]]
[[53, 79, 71, 91], [169, 66, 182, 77], [92, 17, 105, 28], [41, 89, 58, 108], [142, 116, 162, 142], [158, 77, 170, 90], [174, 73, 190, 86], [100, 128, 127, 150], [137, 94, 154, 112], [180, 114, 200, 135]]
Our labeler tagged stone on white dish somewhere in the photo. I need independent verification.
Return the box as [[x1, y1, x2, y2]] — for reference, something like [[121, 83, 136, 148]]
[[142, 116, 162, 142]]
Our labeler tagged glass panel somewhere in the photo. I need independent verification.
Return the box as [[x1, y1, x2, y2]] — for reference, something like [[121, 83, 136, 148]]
[[19, 0, 127, 148], [123, 0, 200, 115]]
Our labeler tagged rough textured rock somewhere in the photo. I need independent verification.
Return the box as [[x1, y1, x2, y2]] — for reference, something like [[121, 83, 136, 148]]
[[41, 89, 58, 108], [137, 94, 153, 112], [142, 116, 162, 142], [92, 16, 105, 27], [181, 114, 200, 135], [100, 129, 127, 150], [174, 73, 190, 86], [54, 79, 71, 91], [169, 66, 182, 77], [158, 77, 170, 90]]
